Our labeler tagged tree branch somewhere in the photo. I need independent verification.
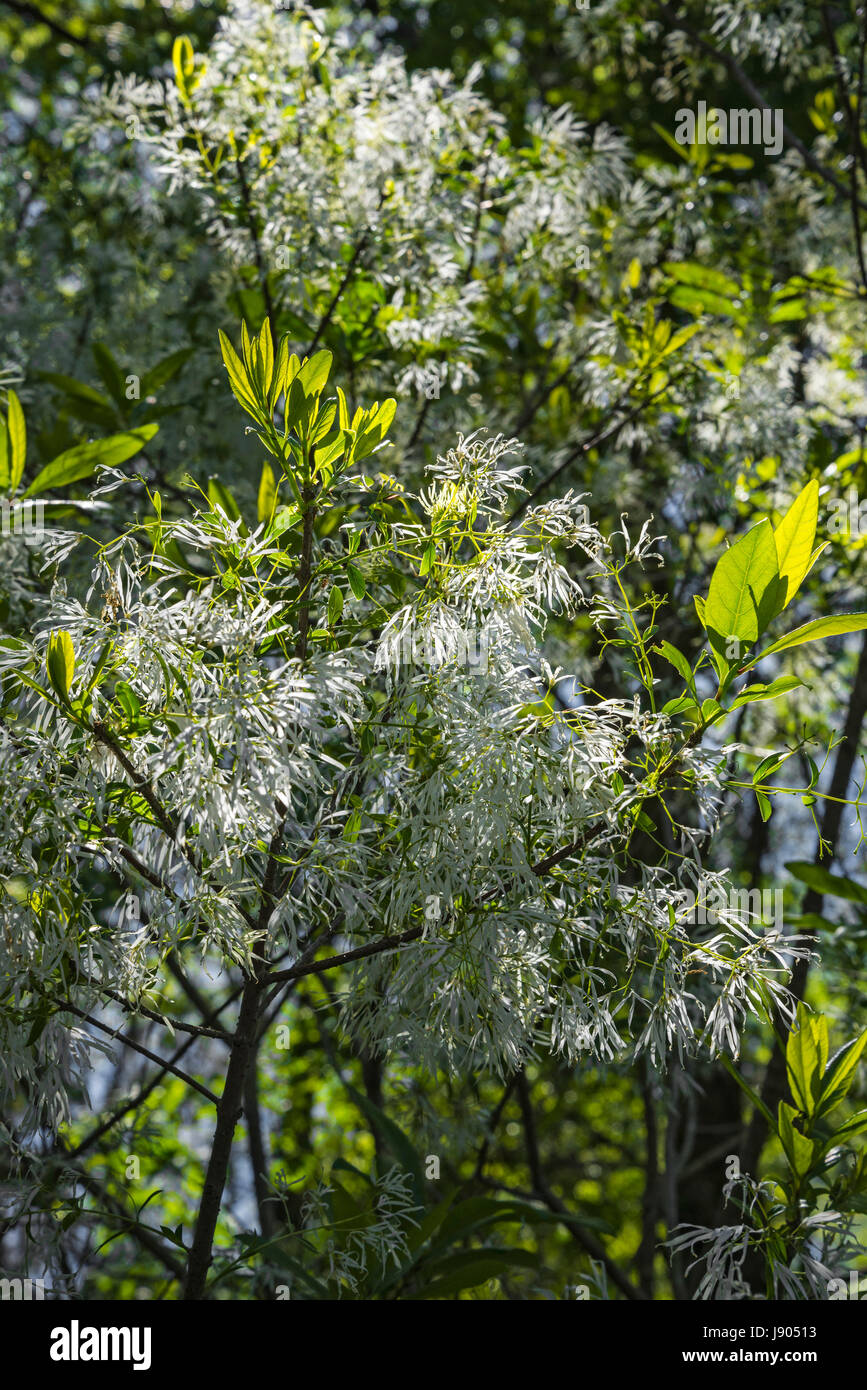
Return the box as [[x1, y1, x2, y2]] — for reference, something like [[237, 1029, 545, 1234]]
[[49, 996, 219, 1106], [515, 1073, 648, 1301]]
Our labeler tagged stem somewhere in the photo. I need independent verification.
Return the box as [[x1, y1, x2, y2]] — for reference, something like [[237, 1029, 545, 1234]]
[[183, 971, 264, 1299], [244, 1049, 277, 1239], [516, 1073, 648, 1300], [295, 481, 317, 663]]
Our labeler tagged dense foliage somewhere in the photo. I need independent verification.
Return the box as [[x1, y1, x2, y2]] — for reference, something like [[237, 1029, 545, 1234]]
[[1, 0, 866, 1302]]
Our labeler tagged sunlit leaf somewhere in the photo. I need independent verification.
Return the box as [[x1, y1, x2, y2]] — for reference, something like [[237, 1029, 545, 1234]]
[[22, 423, 159, 498]]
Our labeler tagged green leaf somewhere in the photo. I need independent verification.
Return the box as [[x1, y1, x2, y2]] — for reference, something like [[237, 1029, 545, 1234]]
[[37, 371, 112, 409], [91, 343, 126, 408], [668, 285, 740, 319], [327, 584, 344, 625], [435, 1197, 526, 1246], [755, 789, 772, 822], [420, 1248, 537, 1299], [346, 562, 366, 601], [728, 675, 803, 710], [218, 329, 262, 422], [830, 1108, 867, 1145], [405, 1192, 458, 1254], [653, 640, 696, 693], [336, 385, 351, 431], [269, 504, 301, 539], [419, 542, 435, 577], [355, 398, 397, 458], [661, 695, 698, 718], [777, 1101, 814, 1178], [26, 1001, 52, 1047], [773, 481, 819, 610], [786, 1006, 821, 1115], [141, 348, 194, 396], [344, 1083, 424, 1205], [817, 1030, 867, 1116], [255, 319, 274, 396], [114, 681, 141, 722], [208, 478, 241, 523], [330, 1157, 374, 1186], [752, 750, 792, 785], [0, 413, 8, 491], [46, 630, 75, 703], [22, 424, 158, 498], [311, 403, 337, 446], [704, 518, 780, 650], [297, 350, 333, 399], [329, 1180, 371, 1235], [745, 614, 867, 667], [660, 323, 701, 358], [7, 390, 26, 492], [270, 337, 290, 410], [257, 462, 277, 525], [785, 860, 867, 905], [663, 261, 741, 300]]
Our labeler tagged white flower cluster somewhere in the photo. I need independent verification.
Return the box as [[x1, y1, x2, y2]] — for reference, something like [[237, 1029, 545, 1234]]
[[0, 426, 808, 1119], [668, 1172, 856, 1300], [77, 0, 642, 423]]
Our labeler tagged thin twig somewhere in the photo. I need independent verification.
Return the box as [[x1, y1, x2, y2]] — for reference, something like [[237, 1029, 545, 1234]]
[[48, 996, 220, 1106]]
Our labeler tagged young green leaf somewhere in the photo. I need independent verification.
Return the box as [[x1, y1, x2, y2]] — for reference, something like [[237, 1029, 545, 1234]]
[[777, 1100, 814, 1177], [7, 390, 26, 492], [419, 541, 436, 577], [773, 480, 818, 610], [115, 680, 141, 722], [727, 675, 803, 710], [327, 584, 344, 625], [752, 749, 792, 784], [755, 789, 772, 822], [653, 640, 696, 694], [354, 398, 398, 460], [256, 319, 274, 396], [816, 1029, 867, 1116], [257, 462, 277, 524], [47, 630, 75, 703], [336, 385, 351, 431], [0, 414, 8, 492], [218, 329, 262, 422], [786, 1006, 823, 1115], [297, 350, 333, 399], [270, 337, 290, 411], [704, 518, 780, 648]]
